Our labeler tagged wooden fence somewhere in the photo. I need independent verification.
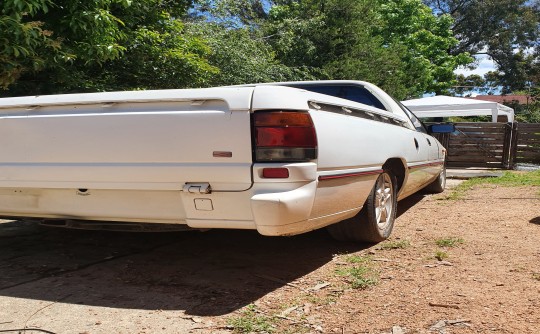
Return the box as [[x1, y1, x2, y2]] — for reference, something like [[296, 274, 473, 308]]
[[513, 123, 540, 165], [427, 122, 540, 169], [428, 122, 514, 169]]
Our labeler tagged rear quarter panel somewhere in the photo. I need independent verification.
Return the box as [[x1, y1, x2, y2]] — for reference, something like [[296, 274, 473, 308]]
[[309, 108, 424, 219]]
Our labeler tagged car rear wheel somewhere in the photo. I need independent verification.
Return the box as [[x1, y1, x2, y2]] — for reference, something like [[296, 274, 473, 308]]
[[327, 171, 397, 243], [424, 164, 446, 194]]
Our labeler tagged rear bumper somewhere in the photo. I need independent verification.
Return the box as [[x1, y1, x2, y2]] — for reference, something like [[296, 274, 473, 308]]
[[0, 162, 371, 236], [186, 163, 321, 235], [251, 181, 317, 236], [185, 162, 371, 236], [186, 179, 361, 236]]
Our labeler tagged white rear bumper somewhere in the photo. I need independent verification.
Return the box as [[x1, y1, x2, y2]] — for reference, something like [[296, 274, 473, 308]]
[[0, 162, 372, 236]]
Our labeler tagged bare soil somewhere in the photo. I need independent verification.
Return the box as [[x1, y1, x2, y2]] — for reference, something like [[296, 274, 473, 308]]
[[0, 183, 538, 334]]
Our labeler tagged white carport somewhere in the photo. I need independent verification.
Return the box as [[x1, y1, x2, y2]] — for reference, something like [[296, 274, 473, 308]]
[[402, 95, 514, 123]]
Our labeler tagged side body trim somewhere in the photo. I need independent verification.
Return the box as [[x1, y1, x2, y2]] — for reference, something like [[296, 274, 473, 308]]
[[318, 169, 384, 181], [407, 161, 444, 170]]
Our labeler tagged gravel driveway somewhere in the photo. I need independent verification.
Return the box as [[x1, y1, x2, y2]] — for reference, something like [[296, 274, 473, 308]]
[[0, 182, 538, 333]]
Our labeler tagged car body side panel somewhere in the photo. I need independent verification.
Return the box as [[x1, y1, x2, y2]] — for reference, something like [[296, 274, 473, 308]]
[[308, 107, 434, 221]]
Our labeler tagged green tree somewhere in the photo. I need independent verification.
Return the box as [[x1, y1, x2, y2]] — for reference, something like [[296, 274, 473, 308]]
[[449, 74, 500, 96], [186, 22, 316, 86], [1, 0, 129, 91], [1, 0, 64, 89], [1, 0, 216, 95], [424, 0, 540, 93], [61, 12, 217, 92], [263, 0, 471, 99], [375, 0, 472, 95], [2, 0, 476, 98]]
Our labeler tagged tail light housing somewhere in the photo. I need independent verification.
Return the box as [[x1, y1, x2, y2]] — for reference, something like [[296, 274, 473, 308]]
[[252, 111, 318, 162]]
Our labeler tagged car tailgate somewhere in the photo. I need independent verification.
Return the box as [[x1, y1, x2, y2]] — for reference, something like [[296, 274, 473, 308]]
[[0, 87, 255, 192]]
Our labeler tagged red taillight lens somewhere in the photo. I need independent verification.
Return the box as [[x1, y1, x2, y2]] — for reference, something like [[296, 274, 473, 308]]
[[256, 127, 317, 147], [253, 111, 317, 162]]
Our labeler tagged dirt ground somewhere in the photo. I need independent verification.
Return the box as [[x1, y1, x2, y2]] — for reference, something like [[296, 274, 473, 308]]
[[0, 182, 538, 334]]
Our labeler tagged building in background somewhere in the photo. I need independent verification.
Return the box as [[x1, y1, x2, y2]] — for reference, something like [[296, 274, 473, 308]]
[[474, 95, 532, 106]]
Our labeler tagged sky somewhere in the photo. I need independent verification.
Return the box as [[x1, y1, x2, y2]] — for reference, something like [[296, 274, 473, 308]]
[[454, 54, 497, 77], [451, 54, 505, 97]]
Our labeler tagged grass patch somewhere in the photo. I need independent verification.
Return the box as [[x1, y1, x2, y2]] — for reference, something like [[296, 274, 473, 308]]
[[379, 239, 410, 250], [434, 250, 448, 261], [435, 237, 464, 248], [228, 304, 275, 334], [444, 182, 472, 200], [345, 254, 373, 264], [533, 273, 540, 281], [444, 170, 540, 200], [336, 255, 378, 289]]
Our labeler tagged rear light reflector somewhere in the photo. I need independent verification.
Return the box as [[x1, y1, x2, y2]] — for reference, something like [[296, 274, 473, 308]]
[[262, 168, 290, 179], [253, 111, 317, 162]]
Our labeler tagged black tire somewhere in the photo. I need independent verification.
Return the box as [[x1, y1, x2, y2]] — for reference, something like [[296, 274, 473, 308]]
[[327, 171, 398, 243], [424, 164, 446, 194]]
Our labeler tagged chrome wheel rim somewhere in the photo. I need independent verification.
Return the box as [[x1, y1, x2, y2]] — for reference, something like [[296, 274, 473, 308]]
[[375, 173, 393, 229]]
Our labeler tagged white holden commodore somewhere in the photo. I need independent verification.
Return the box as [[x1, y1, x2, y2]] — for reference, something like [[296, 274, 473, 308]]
[[0, 80, 452, 242]]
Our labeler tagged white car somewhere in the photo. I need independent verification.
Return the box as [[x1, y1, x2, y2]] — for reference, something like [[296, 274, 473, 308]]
[[0, 80, 451, 242]]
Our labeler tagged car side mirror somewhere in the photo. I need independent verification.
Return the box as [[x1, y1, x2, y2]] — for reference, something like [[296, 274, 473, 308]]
[[428, 123, 455, 134]]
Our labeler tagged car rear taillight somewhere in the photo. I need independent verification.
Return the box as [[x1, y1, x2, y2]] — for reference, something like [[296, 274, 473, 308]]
[[253, 111, 317, 162]]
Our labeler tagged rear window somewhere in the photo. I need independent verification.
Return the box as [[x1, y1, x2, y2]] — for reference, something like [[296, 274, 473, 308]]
[[287, 84, 387, 110]]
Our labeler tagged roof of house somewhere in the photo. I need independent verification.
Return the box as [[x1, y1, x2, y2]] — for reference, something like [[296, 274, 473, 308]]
[[473, 95, 532, 105]]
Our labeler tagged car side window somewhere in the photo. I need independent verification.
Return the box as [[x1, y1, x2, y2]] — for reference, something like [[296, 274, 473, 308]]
[[395, 101, 428, 133], [290, 84, 388, 111]]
